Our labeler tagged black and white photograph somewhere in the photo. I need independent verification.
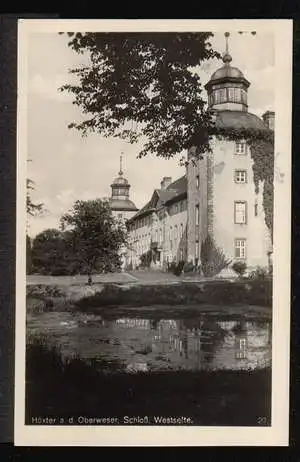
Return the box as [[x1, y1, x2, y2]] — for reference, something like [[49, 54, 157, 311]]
[[15, 19, 292, 446]]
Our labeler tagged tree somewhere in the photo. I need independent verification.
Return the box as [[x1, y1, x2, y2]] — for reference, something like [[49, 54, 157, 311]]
[[232, 261, 247, 277], [26, 173, 45, 275], [59, 32, 221, 159], [60, 199, 128, 282], [31, 228, 74, 275], [26, 234, 33, 274], [200, 234, 231, 277], [26, 178, 44, 217], [60, 32, 274, 237]]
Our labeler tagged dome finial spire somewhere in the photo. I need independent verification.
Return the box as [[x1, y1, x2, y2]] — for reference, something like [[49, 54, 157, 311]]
[[225, 31, 229, 54], [119, 152, 123, 176], [223, 32, 232, 64]]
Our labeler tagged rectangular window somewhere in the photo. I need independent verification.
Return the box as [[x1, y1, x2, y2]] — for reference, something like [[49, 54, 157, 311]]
[[195, 204, 200, 226], [235, 238, 247, 259], [241, 89, 247, 104], [196, 175, 199, 189], [235, 142, 247, 155], [159, 228, 162, 243], [220, 88, 227, 102], [234, 201, 247, 224], [174, 225, 178, 240], [195, 240, 200, 258], [254, 199, 258, 217], [180, 248, 184, 261], [180, 223, 183, 238], [228, 88, 234, 101], [234, 170, 247, 183], [214, 89, 220, 104], [234, 88, 241, 102]]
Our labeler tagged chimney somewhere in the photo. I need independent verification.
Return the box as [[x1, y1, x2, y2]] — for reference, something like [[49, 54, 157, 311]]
[[262, 111, 275, 131], [160, 176, 172, 190]]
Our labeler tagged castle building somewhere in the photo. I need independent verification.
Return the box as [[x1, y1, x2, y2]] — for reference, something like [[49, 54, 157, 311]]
[[186, 33, 274, 270], [121, 33, 274, 273], [126, 175, 188, 269]]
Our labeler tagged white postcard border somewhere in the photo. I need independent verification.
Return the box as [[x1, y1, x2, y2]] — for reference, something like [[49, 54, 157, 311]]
[[14, 18, 293, 447]]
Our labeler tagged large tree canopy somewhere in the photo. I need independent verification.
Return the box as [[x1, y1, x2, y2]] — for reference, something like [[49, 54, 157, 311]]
[[60, 32, 221, 158], [60, 199, 128, 280], [30, 228, 73, 275]]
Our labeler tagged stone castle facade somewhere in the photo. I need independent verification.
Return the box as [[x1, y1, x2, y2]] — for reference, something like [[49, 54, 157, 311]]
[[126, 175, 188, 269], [107, 38, 274, 273]]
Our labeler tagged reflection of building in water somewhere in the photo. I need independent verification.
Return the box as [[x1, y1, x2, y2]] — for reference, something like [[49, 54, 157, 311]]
[[102, 316, 271, 371], [217, 320, 238, 331], [115, 318, 150, 329]]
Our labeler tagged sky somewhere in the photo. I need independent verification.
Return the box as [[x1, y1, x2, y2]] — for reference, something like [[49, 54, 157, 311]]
[[26, 30, 275, 237]]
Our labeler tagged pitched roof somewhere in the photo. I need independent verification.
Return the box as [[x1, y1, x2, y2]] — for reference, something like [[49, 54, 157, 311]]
[[127, 174, 187, 223], [166, 175, 187, 196]]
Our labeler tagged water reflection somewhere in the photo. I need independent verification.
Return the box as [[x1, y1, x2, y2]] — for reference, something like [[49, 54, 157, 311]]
[[27, 311, 272, 373]]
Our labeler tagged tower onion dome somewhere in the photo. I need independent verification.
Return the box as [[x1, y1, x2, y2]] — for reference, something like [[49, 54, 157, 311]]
[[110, 154, 130, 193], [205, 32, 250, 112], [111, 175, 129, 186], [109, 154, 138, 212]]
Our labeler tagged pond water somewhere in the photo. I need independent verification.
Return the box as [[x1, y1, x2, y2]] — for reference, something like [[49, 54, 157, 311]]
[[27, 308, 272, 373]]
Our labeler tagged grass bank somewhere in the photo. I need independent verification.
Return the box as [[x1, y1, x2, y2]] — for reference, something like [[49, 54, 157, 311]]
[[26, 279, 272, 314], [26, 338, 271, 427]]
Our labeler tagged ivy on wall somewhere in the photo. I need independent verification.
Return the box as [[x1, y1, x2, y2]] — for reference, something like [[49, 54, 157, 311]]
[[213, 127, 274, 245]]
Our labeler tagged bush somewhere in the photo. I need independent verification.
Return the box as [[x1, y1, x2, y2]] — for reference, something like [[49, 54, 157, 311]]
[[125, 261, 133, 271], [201, 235, 231, 277], [247, 266, 269, 280], [173, 260, 185, 276], [168, 261, 177, 273], [140, 250, 152, 268], [183, 261, 194, 273], [232, 261, 247, 277]]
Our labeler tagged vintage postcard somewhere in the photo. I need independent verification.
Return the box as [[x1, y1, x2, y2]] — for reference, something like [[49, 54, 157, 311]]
[[15, 19, 292, 446]]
